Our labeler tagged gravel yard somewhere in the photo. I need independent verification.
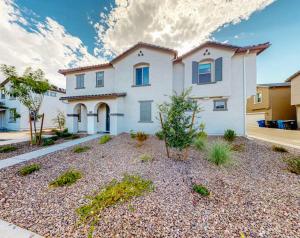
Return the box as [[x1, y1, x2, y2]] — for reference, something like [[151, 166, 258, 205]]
[[0, 134, 299, 237]]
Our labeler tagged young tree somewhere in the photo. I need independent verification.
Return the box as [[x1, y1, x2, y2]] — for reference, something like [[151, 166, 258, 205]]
[[52, 111, 66, 131], [0, 65, 50, 144], [158, 88, 202, 159]]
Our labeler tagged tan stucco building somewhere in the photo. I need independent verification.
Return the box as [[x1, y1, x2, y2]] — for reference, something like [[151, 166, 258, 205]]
[[286, 71, 300, 128], [247, 83, 296, 122]]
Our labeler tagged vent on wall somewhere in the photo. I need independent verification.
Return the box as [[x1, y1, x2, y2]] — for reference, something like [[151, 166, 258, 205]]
[[138, 50, 144, 57]]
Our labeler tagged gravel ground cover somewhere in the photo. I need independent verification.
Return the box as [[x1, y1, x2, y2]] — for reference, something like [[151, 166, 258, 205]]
[[0, 134, 87, 160], [0, 134, 299, 237]]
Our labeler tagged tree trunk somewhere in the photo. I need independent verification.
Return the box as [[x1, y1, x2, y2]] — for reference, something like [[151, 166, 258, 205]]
[[159, 112, 170, 158], [29, 112, 33, 145], [38, 113, 44, 145]]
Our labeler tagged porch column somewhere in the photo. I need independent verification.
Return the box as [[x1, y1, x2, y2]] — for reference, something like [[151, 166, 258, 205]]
[[87, 113, 97, 134]]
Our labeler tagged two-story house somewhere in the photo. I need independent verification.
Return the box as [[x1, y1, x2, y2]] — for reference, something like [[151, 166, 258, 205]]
[[286, 71, 300, 128], [59, 41, 269, 135], [246, 83, 296, 126], [0, 79, 66, 131]]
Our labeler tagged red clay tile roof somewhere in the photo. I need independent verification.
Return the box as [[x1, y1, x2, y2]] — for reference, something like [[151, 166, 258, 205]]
[[60, 93, 126, 101], [58, 63, 112, 76], [285, 71, 300, 82], [173, 41, 270, 63]]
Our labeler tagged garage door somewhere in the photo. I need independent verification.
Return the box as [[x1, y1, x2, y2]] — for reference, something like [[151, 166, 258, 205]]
[[246, 112, 266, 128]]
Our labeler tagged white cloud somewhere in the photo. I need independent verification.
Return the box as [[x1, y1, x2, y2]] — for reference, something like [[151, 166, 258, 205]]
[[0, 0, 102, 88], [93, 0, 274, 57]]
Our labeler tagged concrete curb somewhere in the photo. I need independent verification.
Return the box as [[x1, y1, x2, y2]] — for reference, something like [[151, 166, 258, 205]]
[[0, 219, 43, 238]]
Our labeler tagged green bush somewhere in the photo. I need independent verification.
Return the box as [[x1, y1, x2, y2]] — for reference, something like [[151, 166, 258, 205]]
[[50, 135, 59, 141], [0, 145, 17, 153], [55, 128, 72, 138], [208, 141, 232, 166], [286, 157, 300, 175], [140, 154, 153, 162], [19, 164, 40, 176], [193, 184, 210, 196], [77, 175, 153, 237], [42, 138, 55, 146], [224, 129, 236, 142], [130, 130, 136, 139], [272, 145, 288, 153], [99, 135, 111, 144], [73, 146, 90, 153], [155, 131, 164, 140], [198, 122, 207, 138], [193, 136, 206, 151], [50, 169, 82, 187], [66, 134, 80, 140]]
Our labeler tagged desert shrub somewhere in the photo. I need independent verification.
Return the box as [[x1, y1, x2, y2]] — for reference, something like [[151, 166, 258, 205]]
[[193, 184, 210, 196], [193, 136, 206, 151], [208, 141, 232, 166], [140, 154, 153, 162], [135, 131, 148, 144], [130, 130, 136, 139], [155, 131, 164, 140], [73, 146, 90, 153], [198, 122, 207, 138], [42, 138, 55, 146], [50, 169, 82, 187], [77, 175, 153, 237], [99, 135, 111, 144], [66, 134, 80, 140], [19, 164, 40, 176], [231, 143, 245, 152], [286, 157, 300, 175], [50, 135, 59, 141], [272, 145, 288, 153], [224, 129, 236, 142], [55, 128, 72, 138], [0, 145, 17, 153]]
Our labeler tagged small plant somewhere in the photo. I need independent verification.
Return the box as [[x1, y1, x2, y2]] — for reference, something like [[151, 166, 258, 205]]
[[50, 169, 82, 187], [73, 146, 90, 153], [224, 129, 236, 142], [135, 131, 148, 145], [208, 141, 232, 166], [0, 145, 17, 153], [231, 143, 245, 152], [52, 111, 66, 131], [130, 130, 136, 139], [42, 138, 55, 146], [99, 135, 111, 144], [193, 184, 210, 196], [50, 135, 59, 141], [66, 134, 80, 140], [272, 145, 288, 153], [198, 122, 207, 138], [193, 136, 206, 151], [19, 164, 40, 176], [55, 128, 72, 138], [286, 157, 300, 175], [155, 131, 164, 140], [139, 154, 153, 162], [77, 175, 153, 237]]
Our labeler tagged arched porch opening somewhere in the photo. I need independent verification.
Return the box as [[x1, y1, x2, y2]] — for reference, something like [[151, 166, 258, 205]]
[[95, 102, 110, 133], [73, 103, 88, 132]]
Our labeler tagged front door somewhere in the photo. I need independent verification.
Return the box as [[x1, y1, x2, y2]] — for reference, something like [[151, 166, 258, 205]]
[[105, 104, 110, 132]]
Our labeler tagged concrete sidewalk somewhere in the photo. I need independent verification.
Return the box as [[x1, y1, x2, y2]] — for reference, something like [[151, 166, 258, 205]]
[[0, 219, 42, 238], [247, 126, 300, 150], [0, 134, 103, 170]]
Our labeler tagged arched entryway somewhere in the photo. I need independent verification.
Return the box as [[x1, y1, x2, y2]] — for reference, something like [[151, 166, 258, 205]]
[[74, 103, 88, 132], [96, 103, 110, 133]]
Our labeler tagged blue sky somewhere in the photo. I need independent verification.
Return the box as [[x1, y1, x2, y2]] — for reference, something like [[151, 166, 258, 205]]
[[1, 0, 299, 87]]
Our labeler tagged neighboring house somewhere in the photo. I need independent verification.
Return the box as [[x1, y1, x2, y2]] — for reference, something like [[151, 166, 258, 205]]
[[286, 71, 300, 128], [246, 83, 296, 126], [0, 80, 66, 131], [59, 41, 269, 135]]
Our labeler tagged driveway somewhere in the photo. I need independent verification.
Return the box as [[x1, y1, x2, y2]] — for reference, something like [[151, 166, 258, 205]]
[[247, 125, 300, 149]]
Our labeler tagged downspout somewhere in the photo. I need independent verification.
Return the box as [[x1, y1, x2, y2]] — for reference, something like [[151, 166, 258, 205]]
[[243, 50, 250, 136]]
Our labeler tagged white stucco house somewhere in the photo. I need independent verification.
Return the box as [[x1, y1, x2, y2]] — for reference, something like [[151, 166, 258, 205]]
[[59, 41, 270, 136], [0, 79, 66, 131]]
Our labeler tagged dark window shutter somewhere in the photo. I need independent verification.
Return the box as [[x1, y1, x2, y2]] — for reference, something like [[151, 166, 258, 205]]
[[215, 57, 223, 81], [192, 61, 198, 84]]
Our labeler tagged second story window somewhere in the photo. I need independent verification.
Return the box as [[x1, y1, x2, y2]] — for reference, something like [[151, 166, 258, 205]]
[[1, 90, 5, 99], [96, 71, 104, 87], [135, 65, 149, 86], [76, 74, 85, 89], [198, 63, 212, 84], [255, 92, 262, 103]]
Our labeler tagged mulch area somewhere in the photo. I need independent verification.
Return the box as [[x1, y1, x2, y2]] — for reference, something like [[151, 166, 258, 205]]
[[0, 134, 298, 237], [0, 134, 87, 160]]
